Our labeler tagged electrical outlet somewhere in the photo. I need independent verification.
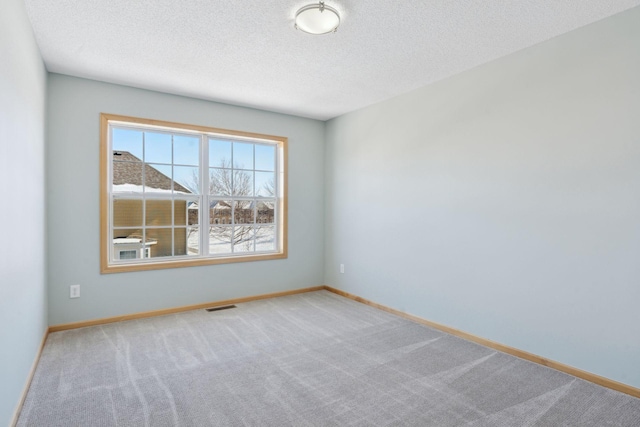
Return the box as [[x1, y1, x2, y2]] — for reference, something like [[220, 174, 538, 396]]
[[70, 284, 80, 299], [340, 264, 345, 274]]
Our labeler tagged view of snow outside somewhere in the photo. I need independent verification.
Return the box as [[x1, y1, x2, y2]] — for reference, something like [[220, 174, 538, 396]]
[[111, 127, 278, 259], [187, 226, 275, 255]]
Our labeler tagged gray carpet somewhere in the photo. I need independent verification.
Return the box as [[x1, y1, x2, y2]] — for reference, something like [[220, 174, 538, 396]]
[[17, 291, 640, 426]]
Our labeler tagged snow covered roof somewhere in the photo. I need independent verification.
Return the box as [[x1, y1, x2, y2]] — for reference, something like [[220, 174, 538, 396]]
[[113, 238, 141, 244], [113, 184, 190, 195], [113, 151, 192, 194], [113, 237, 158, 245]]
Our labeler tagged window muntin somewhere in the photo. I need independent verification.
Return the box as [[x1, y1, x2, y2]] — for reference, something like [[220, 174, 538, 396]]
[[101, 114, 287, 273]]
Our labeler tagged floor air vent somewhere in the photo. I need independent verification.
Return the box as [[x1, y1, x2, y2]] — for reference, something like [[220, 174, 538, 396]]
[[205, 305, 237, 312]]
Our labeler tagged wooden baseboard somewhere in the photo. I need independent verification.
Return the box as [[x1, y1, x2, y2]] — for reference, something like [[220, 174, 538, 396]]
[[10, 328, 49, 427], [49, 286, 325, 332], [323, 285, 640, 399]]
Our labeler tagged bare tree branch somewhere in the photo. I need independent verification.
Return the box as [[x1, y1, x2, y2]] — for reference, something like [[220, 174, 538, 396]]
[[185, 159, 275, 249]]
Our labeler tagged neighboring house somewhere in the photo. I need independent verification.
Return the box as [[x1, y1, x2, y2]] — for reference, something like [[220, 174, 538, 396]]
[[208, 200, 275, 225], [112, 151, 191, 259], [112, 151, 192, 193]]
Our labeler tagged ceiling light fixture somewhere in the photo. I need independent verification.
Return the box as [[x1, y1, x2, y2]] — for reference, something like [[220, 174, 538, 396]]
[[294, 1, 340, 35]]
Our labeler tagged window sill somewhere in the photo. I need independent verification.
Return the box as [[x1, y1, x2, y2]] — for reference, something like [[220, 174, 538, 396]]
[[100, 251, 287, 274]]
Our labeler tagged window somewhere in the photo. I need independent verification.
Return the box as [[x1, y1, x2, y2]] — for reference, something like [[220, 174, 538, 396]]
[[100, 114, 287, 273], [118, 250, 138, 260]]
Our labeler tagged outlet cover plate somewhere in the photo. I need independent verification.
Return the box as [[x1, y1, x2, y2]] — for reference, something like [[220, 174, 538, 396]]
[[70, 284, 80, 298]]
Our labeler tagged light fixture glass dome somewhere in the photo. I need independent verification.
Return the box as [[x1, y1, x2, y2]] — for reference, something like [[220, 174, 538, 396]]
[[295, 1, 340, 35]]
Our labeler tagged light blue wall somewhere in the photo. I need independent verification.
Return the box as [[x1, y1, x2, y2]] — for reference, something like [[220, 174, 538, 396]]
[[324, 7, 640, 388], [46, 74, 325, 325], [0, 0, 48, 424]]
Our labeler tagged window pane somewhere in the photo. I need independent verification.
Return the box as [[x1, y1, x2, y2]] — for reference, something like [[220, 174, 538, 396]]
[[209, 226, 232, 254], [256, 226, 275, 252], [144, 132, 172, 164], [173, 166, 198, 194], [210, 200, 232, 224], [233, 226, 254, 253], [112, 128, 143, 160], [255, 144, 275, 171], [233, 142, 253, 170], [255, 171, 275, 197], [173, 135, 199, 166], [187, 201, 199, 225], [113, 199, 142, 227], [113, 161, 143, 193], [209, 168, 232, 196], [146, 200, 172, 226], [113, 228, 142, 240], [232, 169, 253, 196], [174, 200, 188, 226], [209, 139, 231, 168], [146, 228, 172, 258], [187, 227, 199, 255], [144, 163, 173, 193], [256, 200, 275, 224], [174, 227, 187, 256], [234, 200, 254, 224], [112, 229, 143, 260]]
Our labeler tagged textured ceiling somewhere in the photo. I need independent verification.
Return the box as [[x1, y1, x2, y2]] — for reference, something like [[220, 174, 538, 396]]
[[24, 1, 640, 120]]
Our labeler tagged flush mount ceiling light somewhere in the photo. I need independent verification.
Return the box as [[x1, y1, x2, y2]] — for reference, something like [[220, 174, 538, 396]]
[[294, 1, 340, 35]]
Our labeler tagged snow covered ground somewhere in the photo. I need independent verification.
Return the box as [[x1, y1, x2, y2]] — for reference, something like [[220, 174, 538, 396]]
[[186, 226, 275, 255]]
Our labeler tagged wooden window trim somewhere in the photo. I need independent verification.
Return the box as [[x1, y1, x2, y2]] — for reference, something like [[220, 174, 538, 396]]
[[100, 113, 288, 274]]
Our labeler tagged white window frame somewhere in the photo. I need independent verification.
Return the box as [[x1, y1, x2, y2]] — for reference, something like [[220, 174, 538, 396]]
[[100, 113, 287, 274]]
